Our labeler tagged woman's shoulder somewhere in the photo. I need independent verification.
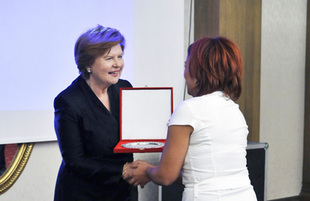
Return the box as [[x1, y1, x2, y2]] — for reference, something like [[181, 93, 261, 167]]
[[108, 79, 132, 96], [115, 79, 132, 88], [54, 76, 85, 105], [178, 91, 228, 110], [189, 91, 228, 103]]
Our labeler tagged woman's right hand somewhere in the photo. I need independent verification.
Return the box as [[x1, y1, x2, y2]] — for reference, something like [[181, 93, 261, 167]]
[[123, 160, 154, 188]]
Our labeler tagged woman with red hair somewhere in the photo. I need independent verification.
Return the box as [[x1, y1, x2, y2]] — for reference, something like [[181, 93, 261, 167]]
[[124, 36, 257, 201]]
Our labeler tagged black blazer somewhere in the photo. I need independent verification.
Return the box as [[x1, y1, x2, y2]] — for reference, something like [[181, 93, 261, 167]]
[[54, 76, 134, 201]]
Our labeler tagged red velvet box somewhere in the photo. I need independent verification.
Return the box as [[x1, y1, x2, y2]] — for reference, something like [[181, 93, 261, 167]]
[[113, 87, 173, 153]]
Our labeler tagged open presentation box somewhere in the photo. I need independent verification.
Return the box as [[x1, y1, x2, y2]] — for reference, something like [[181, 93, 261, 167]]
[[113, 87, 173, 153]]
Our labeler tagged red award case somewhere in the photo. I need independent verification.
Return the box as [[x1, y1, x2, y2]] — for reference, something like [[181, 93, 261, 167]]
[[113, 87, 173, 153]]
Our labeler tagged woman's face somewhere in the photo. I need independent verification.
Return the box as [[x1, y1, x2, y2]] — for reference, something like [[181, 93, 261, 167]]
[[88, 44, 124, 88], [184, 59, 197, 96]]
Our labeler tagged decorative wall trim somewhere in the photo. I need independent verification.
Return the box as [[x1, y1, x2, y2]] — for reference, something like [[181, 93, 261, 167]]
[[0, 143, 34, 194]]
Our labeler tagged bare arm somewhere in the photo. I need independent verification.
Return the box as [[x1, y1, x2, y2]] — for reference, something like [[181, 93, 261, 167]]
[[146, 125, 192, 185]]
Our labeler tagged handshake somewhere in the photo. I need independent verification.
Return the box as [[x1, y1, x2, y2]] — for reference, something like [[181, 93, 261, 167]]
[[122, 160, 155, 188]]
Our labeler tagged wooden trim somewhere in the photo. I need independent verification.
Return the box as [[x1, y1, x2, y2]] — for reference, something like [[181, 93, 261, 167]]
[[194, 0, 261, 141], [194, 0, 220, 39]]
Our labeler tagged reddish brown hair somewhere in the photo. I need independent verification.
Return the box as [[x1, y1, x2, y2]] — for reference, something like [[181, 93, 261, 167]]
[[187, 36, 243, 100]]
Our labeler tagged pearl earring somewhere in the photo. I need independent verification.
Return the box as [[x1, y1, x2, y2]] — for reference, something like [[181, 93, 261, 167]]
[[86, 68, 92, 73]]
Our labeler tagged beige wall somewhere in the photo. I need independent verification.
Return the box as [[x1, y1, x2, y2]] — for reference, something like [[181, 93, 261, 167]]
[[260, 0, 306, 199]]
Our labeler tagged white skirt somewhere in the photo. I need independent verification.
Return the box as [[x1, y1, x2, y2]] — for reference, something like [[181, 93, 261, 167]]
[[182, 185, 257, 201]]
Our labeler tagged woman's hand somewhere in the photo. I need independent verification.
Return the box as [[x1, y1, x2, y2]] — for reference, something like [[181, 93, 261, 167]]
[[123, 160, 155, 188], [123, 125, 191, 188]]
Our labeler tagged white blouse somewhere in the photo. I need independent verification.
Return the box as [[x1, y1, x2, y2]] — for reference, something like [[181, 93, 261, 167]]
[[169, 91, 257, 201]]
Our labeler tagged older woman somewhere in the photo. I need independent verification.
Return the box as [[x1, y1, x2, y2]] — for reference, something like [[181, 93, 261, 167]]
[[124, 36, 257, 201], [54, 25, 137, 201]]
